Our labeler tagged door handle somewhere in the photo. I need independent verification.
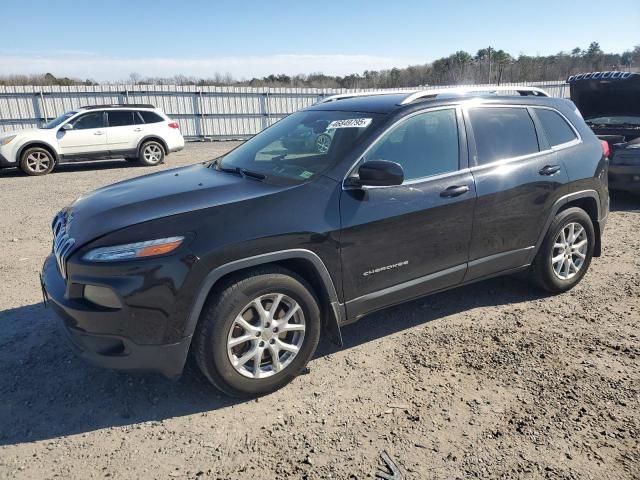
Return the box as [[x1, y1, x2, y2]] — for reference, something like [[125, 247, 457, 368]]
[[440, 185, 470, 198], [539, 165, 561, 176], [133, 128, 142, 132], [94, 131, 104, 135]]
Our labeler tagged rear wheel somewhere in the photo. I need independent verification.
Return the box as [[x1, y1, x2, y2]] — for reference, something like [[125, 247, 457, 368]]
[[137, 141, 165, 166], [529, 207, 595, 293], [20, 147, 55, 176], [193, 267, 321, 397]]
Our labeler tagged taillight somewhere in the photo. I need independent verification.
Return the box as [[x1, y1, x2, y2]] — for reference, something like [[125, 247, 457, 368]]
[[168, 122, 179, 129], [600, 140, 610, 158]]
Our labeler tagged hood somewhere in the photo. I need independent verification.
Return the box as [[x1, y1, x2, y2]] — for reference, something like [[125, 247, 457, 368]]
[[568, 71, 640, 119], [64, 163, 283, 246], [0, 128, 39, 138]]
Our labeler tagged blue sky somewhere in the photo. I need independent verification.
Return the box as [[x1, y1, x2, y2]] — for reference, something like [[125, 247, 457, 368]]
[[1, 0, 638, 80]]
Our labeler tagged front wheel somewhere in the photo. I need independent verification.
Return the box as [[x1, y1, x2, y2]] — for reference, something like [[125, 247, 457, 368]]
[[529, 207, 595, 293], [193, 267, 321, 397], [20, 147, 55, 176], [137, 141, 165, 166]]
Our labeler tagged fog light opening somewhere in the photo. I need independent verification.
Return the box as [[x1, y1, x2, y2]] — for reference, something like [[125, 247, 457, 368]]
[[83, 285, 122, 309]]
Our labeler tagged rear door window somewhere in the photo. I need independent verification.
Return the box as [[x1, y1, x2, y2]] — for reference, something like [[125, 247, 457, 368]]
[[468, 107, 539, 165], [139, 111, 164, 123], [107, 110, 135, 127], [535, 108, 578, 147]]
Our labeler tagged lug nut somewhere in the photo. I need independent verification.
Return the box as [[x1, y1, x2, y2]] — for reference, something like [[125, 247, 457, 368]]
[[273, 327, 279, 333], [269, 339, 275, 345], [265, 322, 270, 328], [259, 341, 265, 347], [255, 332, 261, 337]]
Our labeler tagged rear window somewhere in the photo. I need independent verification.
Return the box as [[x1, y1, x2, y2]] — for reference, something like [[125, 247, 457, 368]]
[[108, 110, 135, 127], [139, 111, 164, 124], [468, 107, 540, 165], [535, 108, 578, 146]]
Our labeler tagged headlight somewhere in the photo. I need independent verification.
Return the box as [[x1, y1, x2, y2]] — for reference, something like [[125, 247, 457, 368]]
[[0, 135, 16, 146], [83, 236, 184, 262]]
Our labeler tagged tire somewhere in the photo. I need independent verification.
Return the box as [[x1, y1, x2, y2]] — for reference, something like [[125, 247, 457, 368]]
[[20, 147, 55, 176], [137, 141, 165, 166], [193, 266, 321, 397], [529, 207, 595, 293]]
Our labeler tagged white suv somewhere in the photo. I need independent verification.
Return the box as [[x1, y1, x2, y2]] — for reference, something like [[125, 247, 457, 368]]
[[0, 104, 185, 176]]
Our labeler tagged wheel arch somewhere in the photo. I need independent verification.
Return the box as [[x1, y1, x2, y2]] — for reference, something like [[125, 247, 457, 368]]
[[184, 250, 345, 349], [137, 136, 169, 156], [529, 190, 602, 263], [17, 141, 60, 164]]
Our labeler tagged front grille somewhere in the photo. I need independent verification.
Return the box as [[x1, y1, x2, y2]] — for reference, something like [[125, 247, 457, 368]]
[[52, 212, 76, 279]]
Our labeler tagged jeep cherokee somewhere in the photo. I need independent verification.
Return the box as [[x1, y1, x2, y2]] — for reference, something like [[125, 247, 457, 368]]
[[41, 86, 609, 397]]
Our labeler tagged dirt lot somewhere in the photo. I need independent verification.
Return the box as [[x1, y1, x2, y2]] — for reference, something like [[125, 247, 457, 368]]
[[0, 143, 638, 480]]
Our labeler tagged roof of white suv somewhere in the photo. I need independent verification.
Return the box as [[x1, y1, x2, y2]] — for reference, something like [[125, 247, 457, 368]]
[[78, 104, 156, 110]]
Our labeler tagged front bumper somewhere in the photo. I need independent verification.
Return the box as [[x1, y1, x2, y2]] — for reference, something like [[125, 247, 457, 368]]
[[609, 164, 640, 192], [41, 255, 191, 378]]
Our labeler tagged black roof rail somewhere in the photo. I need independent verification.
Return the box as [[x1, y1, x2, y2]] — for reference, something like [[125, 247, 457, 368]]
[[79, 104, 156, 110]]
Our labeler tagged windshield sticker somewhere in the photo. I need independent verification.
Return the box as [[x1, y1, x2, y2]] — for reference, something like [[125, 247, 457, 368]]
[[327, 118, 372, 129], [299, 170, 313, 179]]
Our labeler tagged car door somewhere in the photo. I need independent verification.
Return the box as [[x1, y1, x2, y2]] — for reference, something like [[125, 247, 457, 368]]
[[57, 111, 107, 157], [339, 107, 477, 320], [463, 105, 569, 281], [105, 110, 142, 154]]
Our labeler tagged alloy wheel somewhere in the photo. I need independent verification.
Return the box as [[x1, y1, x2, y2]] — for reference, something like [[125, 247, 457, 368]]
[[143, 144, 163, 164], [25, 151, 52, 173], [551, 222, 588, 280], [226, 293, 306, 379]]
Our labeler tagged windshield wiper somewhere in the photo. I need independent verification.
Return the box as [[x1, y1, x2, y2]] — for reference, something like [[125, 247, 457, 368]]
[[209, 159, 266, 180]]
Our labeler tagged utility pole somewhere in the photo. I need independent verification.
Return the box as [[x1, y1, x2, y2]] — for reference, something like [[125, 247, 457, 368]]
[[488, 46, 492, 83]]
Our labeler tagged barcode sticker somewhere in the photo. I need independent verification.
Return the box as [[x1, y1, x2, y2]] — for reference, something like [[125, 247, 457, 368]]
[[327, 118, 372, 129]]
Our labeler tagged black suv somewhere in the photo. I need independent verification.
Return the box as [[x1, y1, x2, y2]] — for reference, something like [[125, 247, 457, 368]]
[[569, 71, 640, 193], [42, 87, 609, 397]]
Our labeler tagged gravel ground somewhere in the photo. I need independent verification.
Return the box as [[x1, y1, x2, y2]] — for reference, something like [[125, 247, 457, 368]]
[[0, 143, 638, 480]]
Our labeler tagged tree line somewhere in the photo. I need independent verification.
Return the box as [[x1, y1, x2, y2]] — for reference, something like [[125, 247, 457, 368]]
[[1, 42, 638, 88]]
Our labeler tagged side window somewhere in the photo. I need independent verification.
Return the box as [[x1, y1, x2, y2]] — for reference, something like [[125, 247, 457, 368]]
[[468, 107, 539, 165], [535, 108, 578, 147], [108, 111, 135, 127], [139, 111, 164, 124], [364, 109, 459, 181], [72, 112, 104, 130]]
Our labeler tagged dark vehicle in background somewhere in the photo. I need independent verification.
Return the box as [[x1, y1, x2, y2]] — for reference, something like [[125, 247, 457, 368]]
[[42, 86, 609, 397], [569, 71, 640, 193]]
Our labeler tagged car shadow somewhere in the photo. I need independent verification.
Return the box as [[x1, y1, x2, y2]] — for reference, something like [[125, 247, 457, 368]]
[[0, 160, 141, 177], [0, 274, 547, 446]]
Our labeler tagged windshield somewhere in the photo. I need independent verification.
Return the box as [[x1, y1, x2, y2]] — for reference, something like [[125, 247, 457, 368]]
[[586, 115, 640, 127], [218, 110, 381, 183], [41, 111, 77, 129]]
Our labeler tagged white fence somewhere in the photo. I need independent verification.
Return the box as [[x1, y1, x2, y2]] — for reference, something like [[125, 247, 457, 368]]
[[0, 81, 570, 139]]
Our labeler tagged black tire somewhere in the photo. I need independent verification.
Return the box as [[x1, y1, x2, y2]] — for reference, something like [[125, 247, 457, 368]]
[[137, 141, 165, 166], [19, 147, 55, 176], [529, 207, 595, 293], [193, 266, 321, 397]]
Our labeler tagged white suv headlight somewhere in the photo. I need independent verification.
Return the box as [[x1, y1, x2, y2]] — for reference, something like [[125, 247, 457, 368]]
[[83, 236, 184, 262], [0, 135, 16, 146]]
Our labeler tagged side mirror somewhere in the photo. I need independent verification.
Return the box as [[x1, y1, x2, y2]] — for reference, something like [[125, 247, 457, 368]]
[[354, 160, 404, 187], [61, 123, 73, 131]]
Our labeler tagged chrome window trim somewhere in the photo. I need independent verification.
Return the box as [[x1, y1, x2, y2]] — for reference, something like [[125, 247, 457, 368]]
[[342, 105, 463, 190], [463, 104, 583, 170]]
